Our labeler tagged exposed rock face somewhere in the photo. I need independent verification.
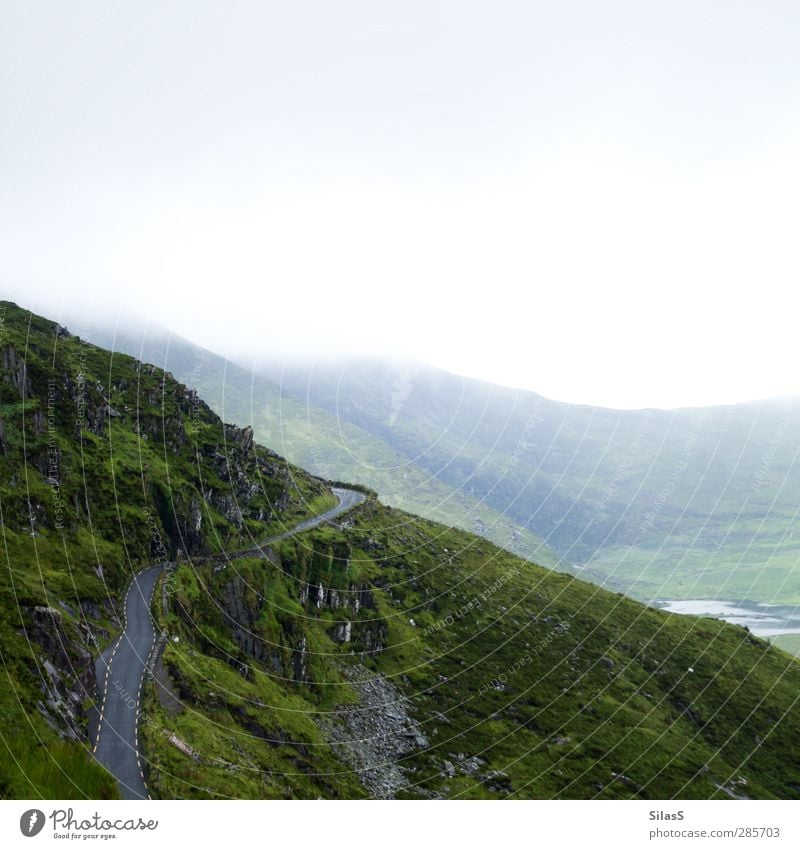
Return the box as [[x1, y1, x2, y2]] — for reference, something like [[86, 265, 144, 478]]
[[291, 635, 310, 683], [153, 647, 182, 716], [224, 423, 254, 455], [204, 535, 394, 694], [308, 573, 387, 653], [313, 581, 375, 613], [11, 352, 292, 559], [220, 574, 265, 660], [217, 572, 310, 682], [151, 436, 291, 555], [356, 618, 388, 655], [26, 605, 97, 741], [332, 621, 352, 643], [2, 344, 31, 398], [164, 730, 200, 761], [317, 664, 431, 799]]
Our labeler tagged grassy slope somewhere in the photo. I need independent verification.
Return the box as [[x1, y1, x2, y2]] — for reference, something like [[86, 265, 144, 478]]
[[146, 498, 800, 799], [771, 634, 800, 658], [0, 301, 331, 798], [582, 543, 800, 606]]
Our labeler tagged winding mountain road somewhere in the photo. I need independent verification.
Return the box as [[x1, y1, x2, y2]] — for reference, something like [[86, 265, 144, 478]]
[[92, 487, 365, 800]]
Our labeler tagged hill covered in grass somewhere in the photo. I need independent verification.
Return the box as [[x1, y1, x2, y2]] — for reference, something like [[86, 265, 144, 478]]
[[2, 300, 799, 800], [146, 497, 800, 799], [0, 300, 332, 797]]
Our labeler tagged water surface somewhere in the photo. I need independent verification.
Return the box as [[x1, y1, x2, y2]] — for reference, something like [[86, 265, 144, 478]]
[[652, 598, 800, 637]]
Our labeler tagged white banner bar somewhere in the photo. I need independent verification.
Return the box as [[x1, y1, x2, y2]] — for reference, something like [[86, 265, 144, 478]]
[[1, 800, 797, 849]]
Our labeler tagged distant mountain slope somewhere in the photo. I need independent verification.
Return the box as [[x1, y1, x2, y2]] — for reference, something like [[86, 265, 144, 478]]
[[2, 301, 800, 800], [255, 359, 800, 605]]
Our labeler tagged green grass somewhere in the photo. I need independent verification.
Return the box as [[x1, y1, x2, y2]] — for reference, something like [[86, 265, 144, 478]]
[[582, 541, 800, 605], [146, 497, 800, 799], [770, 634, 800, 658], [0, 734, 118, 800], [140, 644, 365, 799]]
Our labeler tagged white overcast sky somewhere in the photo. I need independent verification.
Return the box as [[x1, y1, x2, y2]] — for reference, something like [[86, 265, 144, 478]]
[[1, 0, 799, 409]]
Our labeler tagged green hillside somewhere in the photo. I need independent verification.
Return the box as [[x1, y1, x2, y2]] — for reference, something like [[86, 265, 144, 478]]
[[145, 498, 800, 799], [0, 301, 332, 798], [2, 302, 799, 799]]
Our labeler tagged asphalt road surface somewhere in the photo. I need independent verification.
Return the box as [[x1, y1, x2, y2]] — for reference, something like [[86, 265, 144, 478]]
[[264, 487, 366, 542], [92, 487, 365, 799], [92, 564, 162, 800]]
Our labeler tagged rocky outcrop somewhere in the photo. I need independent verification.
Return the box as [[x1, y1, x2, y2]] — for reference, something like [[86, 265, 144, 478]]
[[332, 621, 352, 643], [216, 573, 310, 682], [309, 580, 387, 653], [223, 423, 254, 455], [220, 574, 265, 660], [291, 634, 310, 683], [312, 581, 376, 614], [164, 730, 200, 761], [25, 605, 97, 741], [317, 664, 431, 799], [2, 344, 32, 398]]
